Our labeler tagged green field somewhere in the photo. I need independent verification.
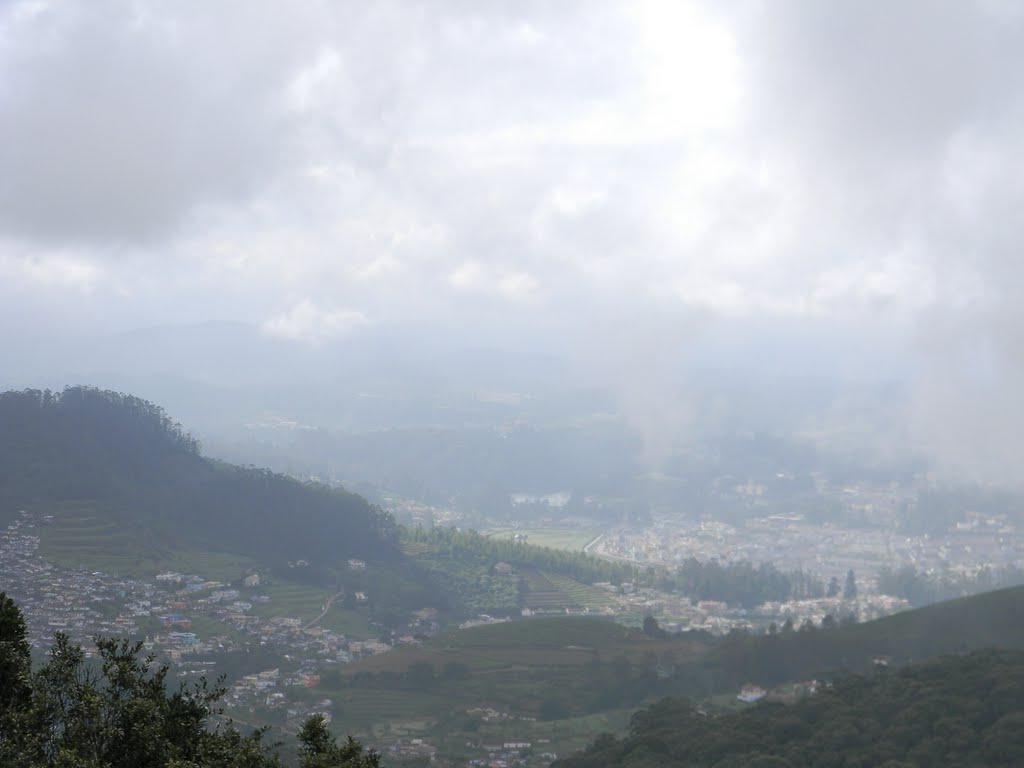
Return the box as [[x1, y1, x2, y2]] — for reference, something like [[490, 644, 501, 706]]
[[38, 503, 167, 577], [248, 582, 334, 623], [484, 527, 599, 552], [542, 573, 616, 610], [38, 503, 257, 582], [320, 606, 375, 638], [313, 616, 699, 762]]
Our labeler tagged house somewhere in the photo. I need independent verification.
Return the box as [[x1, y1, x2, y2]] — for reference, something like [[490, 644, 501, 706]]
[[243, 574, 261, 588], [737, 684, 767, 703]]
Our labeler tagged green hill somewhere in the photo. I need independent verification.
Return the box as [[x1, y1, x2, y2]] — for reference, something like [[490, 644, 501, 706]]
[[314, 617, 697, 760], [712, 585, 1024, 691], [318, 588, 1024, 761], [0, 387, 400, 573], [554, 648, 1024, 768], [0, 386, 618, 623]]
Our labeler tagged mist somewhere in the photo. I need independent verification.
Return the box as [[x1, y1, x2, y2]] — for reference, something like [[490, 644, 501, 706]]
[[2, 0, 1023, 490]]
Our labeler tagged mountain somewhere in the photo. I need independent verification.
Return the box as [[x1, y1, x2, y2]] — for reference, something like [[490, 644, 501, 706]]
[[538, 587, 1024, 766], [553, 648, 1024, 768], [712, 584, 1024, 691], [292, 586, 1024, 762], [0, 387, 399, 571]]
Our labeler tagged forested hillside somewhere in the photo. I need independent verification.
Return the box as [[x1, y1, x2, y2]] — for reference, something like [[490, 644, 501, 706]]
[[0, 388, 399, 568], [553, 649, 1024, 767], [710, 584, 1024, 691]]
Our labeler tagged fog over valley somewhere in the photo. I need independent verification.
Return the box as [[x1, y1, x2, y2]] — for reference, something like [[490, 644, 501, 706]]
[[2, 2, 1024, 767]]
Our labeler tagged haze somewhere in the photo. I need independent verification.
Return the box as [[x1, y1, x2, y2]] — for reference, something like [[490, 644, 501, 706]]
[[2, 0, 1023, 485]]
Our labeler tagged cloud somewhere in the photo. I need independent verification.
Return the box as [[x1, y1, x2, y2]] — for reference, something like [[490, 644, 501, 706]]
[[0, 0, 301, 244], [261, 300, 367, 343], [2, 0, 1024, 482]]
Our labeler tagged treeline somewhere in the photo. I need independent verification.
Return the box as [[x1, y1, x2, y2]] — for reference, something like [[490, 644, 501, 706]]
[[0, 387, 198, 512], [901, 486, 1024, 535], [405, 527, 823, 608], [878, 563, 1024, 607], [0, 387, 400, 567], [554, 649, 1024, 768], [710, 585, 1024, 693], [0, 594, 378, 767], [654, 559, 824, 609], [403, 526, 637, 585]]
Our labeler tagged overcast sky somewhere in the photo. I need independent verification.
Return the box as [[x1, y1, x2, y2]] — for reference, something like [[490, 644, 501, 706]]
[[3, 1, 1024, 479]]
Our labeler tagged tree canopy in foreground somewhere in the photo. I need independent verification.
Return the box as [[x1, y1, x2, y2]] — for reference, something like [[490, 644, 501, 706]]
[[0, 593, 379, 768]]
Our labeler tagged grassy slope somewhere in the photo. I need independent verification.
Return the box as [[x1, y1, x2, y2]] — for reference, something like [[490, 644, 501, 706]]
[[38, 506, 258, 581], [839, 583, 1024, 657], [327, 588, 1024, 743]]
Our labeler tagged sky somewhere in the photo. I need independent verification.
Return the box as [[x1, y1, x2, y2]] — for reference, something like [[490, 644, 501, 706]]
[[2, 0, 1024, 481]]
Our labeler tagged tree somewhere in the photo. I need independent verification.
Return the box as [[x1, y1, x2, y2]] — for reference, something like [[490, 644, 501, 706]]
[[0, 592, 30, 726], [827, 576, 841, 598], [405, 661, 436, 690], [0, 596, 377, 768], [297, 716, 380, 768], [642, 616, 666, 638], [442, 661, 470, 681], [844, 569, 858, 600]]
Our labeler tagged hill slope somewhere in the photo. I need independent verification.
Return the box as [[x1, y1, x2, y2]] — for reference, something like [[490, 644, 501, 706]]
[[0, 387, 399, 570], [554, 648, 1024, 768], [713, 585, 1024, 690]]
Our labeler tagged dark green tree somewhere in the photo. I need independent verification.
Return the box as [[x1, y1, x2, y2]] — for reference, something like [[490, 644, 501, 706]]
[[844, 569, 858, 600], [297, 716, 380, 768], [0, 596, 377, 768], [827, 576, 840, 597]]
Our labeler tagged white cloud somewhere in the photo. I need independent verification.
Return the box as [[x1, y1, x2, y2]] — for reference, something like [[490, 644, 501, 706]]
[[261, 300, 368, 343]]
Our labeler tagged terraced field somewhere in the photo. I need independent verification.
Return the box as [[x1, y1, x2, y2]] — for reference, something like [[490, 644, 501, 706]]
[[327, 689, 451, 729], [38, 504, 257, 582], [38, 504, 165, 576], [521, 569, 574, 611], [324, 617, 698, 760], [543, 573, 617, 610], [484, 527, 599, 552]]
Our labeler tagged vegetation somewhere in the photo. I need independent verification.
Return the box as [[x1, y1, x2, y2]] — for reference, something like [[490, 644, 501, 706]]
[[0, 387, 454, 646], [404, 526, 635, 586], [405, 527, 824, 611], [710, 585, 1024, 692], [654, 559, 824, 609], [878, 562, 1024, 607], [484, 527, 599, 552], [0, 388, 399, 570], [0, 593, 379, 768], [554, 649, 1024, 767], [315, 586, 1024, 756]]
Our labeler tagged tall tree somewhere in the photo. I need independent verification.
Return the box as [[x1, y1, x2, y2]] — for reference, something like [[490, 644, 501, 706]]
[[844, 569, 858, 600]]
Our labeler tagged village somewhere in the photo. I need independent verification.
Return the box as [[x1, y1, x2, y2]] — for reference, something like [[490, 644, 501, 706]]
[[3, 491, 1020, 767], [0, 511, 412, 734]]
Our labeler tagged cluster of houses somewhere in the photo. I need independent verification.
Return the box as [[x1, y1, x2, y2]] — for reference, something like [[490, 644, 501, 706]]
[[464, 740, 558, 767], [0, 512, 150, 652], [223, 666, 334, 729], [0, 511, 400, 690], [596, 483, 1022, 599]]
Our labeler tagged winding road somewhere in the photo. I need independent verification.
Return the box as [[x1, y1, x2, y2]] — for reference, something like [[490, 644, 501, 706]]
[[303, 590, 345, 630]]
